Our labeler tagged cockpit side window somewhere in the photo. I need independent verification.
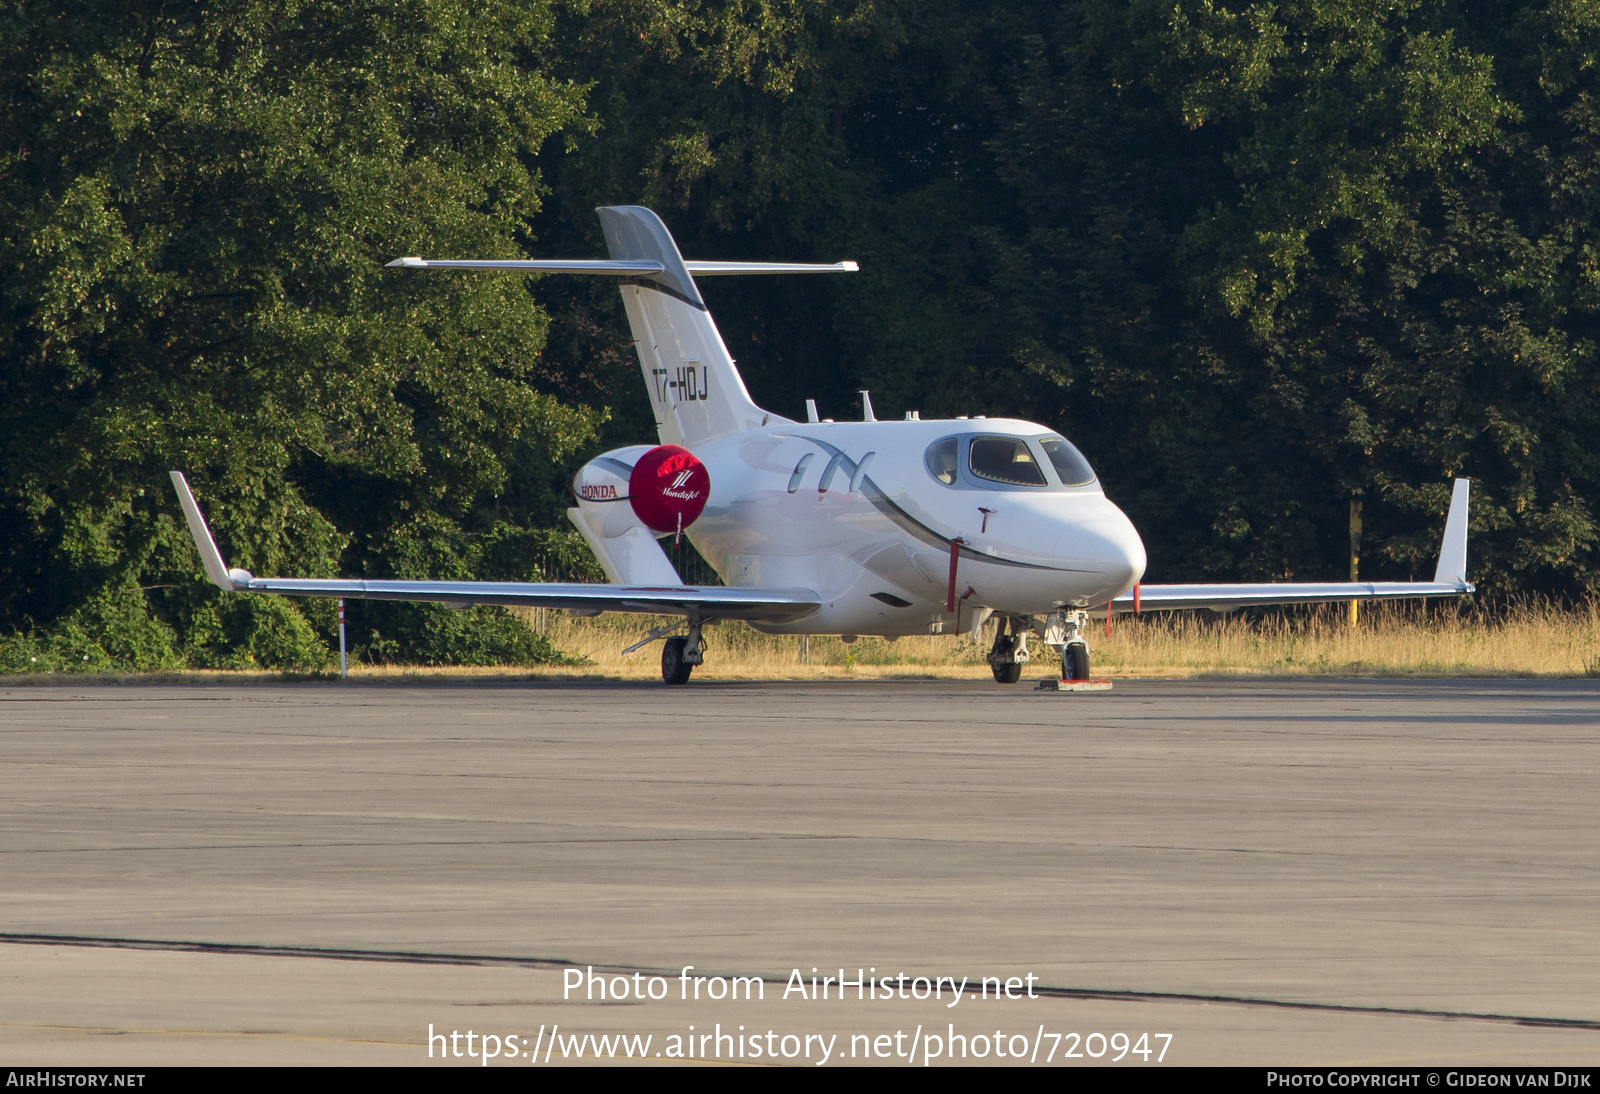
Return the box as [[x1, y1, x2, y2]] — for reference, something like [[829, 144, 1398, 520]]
[[1039, 436, 1097, 487], [924, 437, 959, 486], [968, 436, 1048, 487]]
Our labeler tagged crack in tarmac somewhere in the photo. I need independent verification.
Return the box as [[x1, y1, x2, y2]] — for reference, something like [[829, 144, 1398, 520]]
[[4, 933, 1596, 1033]]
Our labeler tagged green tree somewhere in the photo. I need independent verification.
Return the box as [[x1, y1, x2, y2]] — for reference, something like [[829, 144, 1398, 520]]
[[849, 0, 1600, 594], [1145, 0, 1600, 594], [0, 0, 600, 669], [529, 0, 908, 439], [527, 0, 1600, 597]]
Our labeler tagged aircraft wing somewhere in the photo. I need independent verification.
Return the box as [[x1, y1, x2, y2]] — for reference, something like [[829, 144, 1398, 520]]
[[1110, 479, 1474, 613], [1112, 579, 1471, 613], [168, 473, 819, 623]]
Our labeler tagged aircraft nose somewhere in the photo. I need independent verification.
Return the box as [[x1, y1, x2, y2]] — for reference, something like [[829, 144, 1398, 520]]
[[1054, 502, 1146, 596]]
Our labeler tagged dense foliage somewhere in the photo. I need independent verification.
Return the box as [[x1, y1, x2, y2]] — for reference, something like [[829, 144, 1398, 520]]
[[530, 0, 1600, 598], [4, 0, 1597, 669], [1, 0, 598, 668]]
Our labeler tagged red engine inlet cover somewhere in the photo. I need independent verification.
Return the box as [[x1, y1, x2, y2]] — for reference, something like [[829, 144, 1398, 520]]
[[628, 445, 710, 534]]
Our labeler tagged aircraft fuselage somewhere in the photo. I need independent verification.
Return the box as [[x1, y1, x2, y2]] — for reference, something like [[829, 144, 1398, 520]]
[[686, 417, 1147, 636]]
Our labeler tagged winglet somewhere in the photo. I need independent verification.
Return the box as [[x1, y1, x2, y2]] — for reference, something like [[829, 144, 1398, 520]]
[[169, 472, 252, 590], [1432, 478, 1470, 586]]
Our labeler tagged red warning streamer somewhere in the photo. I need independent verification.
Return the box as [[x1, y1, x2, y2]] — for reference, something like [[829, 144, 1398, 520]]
[[946, 538, 965, 613]]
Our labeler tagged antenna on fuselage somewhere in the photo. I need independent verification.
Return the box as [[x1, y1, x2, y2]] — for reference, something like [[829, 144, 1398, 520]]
[[860, 391, 876, 422], [806, 399, 820, 424]]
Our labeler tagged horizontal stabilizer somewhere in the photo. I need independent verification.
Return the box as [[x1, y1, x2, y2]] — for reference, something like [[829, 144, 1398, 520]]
[[390, 207, 856, 448], [684, 260, 858, 275], [385, 258, 665, 274], [384, 258, 858, 275]]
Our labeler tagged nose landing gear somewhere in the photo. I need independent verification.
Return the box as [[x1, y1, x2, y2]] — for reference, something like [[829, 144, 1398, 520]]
[[1044, 609, 1093, 682], [1061, 641, 1090, 681]]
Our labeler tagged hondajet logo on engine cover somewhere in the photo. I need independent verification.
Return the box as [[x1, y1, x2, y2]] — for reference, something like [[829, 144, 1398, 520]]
[[629, 445, 709, 533]]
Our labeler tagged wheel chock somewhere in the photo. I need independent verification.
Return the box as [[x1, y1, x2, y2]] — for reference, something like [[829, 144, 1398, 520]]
[[1035, 678, 1114, 692]]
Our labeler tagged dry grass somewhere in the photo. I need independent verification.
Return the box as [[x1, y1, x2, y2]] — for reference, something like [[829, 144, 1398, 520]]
[[1094, 600, 1600, 679], [489, 600, 1600, 681], [11, 602, 1591, 684]]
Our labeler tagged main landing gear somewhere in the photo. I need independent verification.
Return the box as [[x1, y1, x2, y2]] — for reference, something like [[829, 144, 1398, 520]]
[[988, 616, 1031, 684], [660, 618, 705, 685], [661, 636, 692, 685]]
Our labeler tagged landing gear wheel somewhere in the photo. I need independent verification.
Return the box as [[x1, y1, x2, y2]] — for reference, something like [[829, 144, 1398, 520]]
[[988, 631, 1023, 684], [1062, 643, 1090, 681], [991, 660, 1022, 684], [661, 636, 693, 685]]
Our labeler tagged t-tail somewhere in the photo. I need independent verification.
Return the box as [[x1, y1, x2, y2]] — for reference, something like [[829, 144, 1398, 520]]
[[599, 206, 759, 446], [386, 205, 857, 447]]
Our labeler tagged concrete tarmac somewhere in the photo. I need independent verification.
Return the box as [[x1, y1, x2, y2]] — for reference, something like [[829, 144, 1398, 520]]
[[1, 678, 1597, 1066]]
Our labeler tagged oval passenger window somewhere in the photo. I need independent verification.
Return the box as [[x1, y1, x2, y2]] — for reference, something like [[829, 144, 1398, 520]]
[[788, 453, 813, 493]]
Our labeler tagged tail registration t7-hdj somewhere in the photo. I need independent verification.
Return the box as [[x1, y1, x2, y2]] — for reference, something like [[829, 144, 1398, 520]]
[[172, 206, 1474, 684]]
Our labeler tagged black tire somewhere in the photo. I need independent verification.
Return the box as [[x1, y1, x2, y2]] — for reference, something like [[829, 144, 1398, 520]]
[[1062, 643, 1090, 681], [991, 660, 1022, 684], [661, 636, 693, 685]]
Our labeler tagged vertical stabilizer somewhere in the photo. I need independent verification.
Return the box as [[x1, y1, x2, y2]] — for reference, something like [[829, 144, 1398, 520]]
[[598, 206, 767, 446]]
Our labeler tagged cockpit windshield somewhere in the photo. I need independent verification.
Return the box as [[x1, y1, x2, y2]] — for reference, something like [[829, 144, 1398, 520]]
[[1039, 435, 1097, 487], [969, 436, 1048, 486], [923, 432, 1098, 490]]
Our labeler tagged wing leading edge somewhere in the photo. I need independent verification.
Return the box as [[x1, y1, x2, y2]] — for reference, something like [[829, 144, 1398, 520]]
[[1113, 479, 1474, 612], [168, 473, 819, 623]]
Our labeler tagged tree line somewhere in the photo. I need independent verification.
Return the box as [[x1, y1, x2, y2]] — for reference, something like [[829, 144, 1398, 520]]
[[3, 0, 1596, 669]]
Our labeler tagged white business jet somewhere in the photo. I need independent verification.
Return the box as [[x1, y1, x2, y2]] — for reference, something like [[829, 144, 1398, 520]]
[[170, 206, 1474, 684]]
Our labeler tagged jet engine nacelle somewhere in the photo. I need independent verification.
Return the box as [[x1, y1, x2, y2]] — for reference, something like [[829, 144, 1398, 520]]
[[572, 444, 709, 539]]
